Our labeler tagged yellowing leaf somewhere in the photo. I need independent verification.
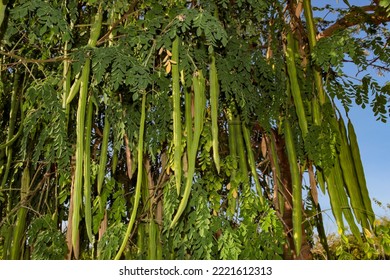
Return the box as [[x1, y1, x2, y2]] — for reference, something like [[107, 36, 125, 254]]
[[261, 137, 267, 158], [232, 189, 238, 199], [165, 62, 171, 74], [158, 47, 164, 55], [364, 228, 372, 239]]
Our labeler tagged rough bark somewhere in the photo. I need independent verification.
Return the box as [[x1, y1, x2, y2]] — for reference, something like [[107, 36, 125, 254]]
[[272, 130, 312, 260]]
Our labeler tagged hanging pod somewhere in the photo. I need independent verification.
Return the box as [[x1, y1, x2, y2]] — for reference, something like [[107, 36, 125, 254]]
[[72, 57, 92, 250], [97, 116, 110, 198], [242, 124, 264, 205], [144, 158, 160, 260], [233, 116, 249, 181], [347, 119, 375, 226], [324, 155, 361, 242], [285, 31, 308, 137], [209, 49, 221, 173], [170, 70, 206, 228], [171, 36, 182, 196], [302, 0, 326, 105], [10, 166, 30, 259], [115, 93, 147, 259], [324, 166, 345, 234], [302, 0, 324, 126], [2, 225, 12, 259], [182, 70, 193, 153], [226, 108, 238, 217], [0, 2, 6, 27], [284, 118, 302, 255], [83, 97, 94, 244], [337, 116, 370, 230], [333, 155, 363, 243], [72, 7, 103, 250], [137, 222, 145, 257], [267, 132, 285, 215], [148, 220, 158, 260], [315, 169, 326, 195]]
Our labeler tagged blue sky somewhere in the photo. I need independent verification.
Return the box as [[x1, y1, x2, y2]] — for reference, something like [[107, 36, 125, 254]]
[[313, 0, 390, 232]]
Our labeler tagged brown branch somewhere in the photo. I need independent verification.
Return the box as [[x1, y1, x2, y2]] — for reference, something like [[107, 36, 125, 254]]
[[0, 50, 69, 64], [295, 0, 303, 18], [124, 134, 134, 180], [317, 5, 390, 39]]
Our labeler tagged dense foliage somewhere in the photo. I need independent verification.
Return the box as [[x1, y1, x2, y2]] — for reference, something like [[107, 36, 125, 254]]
[[0, 0, 389, 259], [312, 216, 390, 260]]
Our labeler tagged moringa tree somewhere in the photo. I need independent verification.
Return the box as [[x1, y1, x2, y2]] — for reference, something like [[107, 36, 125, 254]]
[[0, 0, 389, 260]]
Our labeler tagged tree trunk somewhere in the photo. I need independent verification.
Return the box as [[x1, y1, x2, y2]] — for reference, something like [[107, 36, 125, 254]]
[[272, 130, 312, 260]]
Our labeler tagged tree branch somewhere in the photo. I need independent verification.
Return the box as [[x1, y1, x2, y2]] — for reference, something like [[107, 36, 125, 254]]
[[317, 4, 390, 39], [0, 50, 68, 67]]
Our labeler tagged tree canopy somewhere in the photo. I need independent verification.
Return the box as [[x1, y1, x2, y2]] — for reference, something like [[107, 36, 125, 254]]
[[0, 0, 389, 260]]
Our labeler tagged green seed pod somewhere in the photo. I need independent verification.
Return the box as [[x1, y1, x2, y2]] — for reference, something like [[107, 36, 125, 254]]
[[209, 51, 221, 173], [284, 118, 302, 255], [172, 36, 182, 196], [170, 70, 205, 228]]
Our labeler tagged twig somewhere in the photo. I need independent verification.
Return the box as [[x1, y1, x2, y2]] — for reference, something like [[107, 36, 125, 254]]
[[317, 5, 390, 39], [96, 0, 139, 46], [0, 50, 69, 65]]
